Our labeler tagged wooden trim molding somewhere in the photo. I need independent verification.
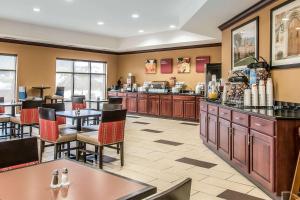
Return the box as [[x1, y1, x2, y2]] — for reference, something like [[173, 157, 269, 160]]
[[118, 43, 222, 55], [0, 38, 119, 55], [0, 37, 221, 55], [218, 0, 275, 31]]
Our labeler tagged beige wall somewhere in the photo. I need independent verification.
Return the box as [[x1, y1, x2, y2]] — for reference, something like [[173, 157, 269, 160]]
[[117, 46, 222, 90], [222, 0, 300, 103], [0, 42, 118, 97]]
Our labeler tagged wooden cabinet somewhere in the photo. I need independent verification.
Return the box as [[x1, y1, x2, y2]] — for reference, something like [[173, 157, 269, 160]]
[[148, 95, 160, 116], [184, 101, 196, 120], [127, 94, 137, 113], [207, 114, 218, 148], [250, 130, 274, 191], [231, 123, 249, 173], [160, 95, 172, 117], [196, 98, 201, 121], [117, 93, 127, 109], [108, 91, 117, 97], [137, 95, 148, 114], [200, 111, 207, 142], [218, 118, 231, 160], [173, 99, 184, 118]]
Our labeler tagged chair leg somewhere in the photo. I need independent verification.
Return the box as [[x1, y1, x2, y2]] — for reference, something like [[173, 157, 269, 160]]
[[83, 143, 86, 163], [29, 126, 32, 136], [99, 146, 103, 169], [4, 123, 7, 136], [54, 144, 58, 160], [117, 143, 120, 154], [58, 144, 62, 158], [21, 125, 24, 138], [67, 142, 71, 157], [94, 146, 98, 162], [39, 140, 45, 163], [120, 142, 124, 167], [76, 141, 80, 161]]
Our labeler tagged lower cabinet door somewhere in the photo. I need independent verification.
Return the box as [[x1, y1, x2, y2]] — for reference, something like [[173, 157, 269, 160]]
[[200, 111, 207, 142], [231, 123, 249, 172], [127, 97, 137, 113], [138, 98, 148, 114], [218, 118, 231, 160], [122, 97, 127, 109], [184, 101, 196, 120], [148, 99, 160, 116], [160, 99, 172, 117], [250, 130, 274, 192], [207, 114, 217, 148], [173, 100, 184, 118]]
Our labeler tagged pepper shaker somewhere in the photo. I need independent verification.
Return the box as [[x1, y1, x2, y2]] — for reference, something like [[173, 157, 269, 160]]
[[50, 169, 61, 189]]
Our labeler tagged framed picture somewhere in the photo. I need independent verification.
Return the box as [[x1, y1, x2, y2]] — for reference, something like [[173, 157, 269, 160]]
[[145, 59, 157, 74], [231, 17, 259, 69], [160, 58, 173, 74], [271, 0, 300, 69], [196, 56, 210, 73], [177, 57, 191, 73]]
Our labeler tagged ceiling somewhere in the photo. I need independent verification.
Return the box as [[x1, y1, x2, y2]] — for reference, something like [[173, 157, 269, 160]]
[[0, 0, 261, 52]]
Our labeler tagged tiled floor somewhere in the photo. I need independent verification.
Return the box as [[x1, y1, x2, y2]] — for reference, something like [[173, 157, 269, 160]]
[[38, 115, 272, 200]]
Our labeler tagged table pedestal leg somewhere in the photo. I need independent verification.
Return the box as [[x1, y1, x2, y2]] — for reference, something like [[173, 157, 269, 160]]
[[77, 118, 82, 131], [11, 105, 16, 117]]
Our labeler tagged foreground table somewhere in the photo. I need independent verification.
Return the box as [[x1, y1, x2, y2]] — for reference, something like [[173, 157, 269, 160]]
[[56, 109, 102, 131], [0, 159, 157, 200], [0, 102, 22, 116]]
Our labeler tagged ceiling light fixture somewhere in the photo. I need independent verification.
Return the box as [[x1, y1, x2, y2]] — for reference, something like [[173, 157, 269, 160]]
[[65, 0, 73, 2], [282, 17, 289, 21], [169, 25, 176, 29], [296, 27, 300, 30], [131, 13, 139, 19], [33, 7, 40, 12], [97, 21, 104, 25], [138, 30, 144, 33]]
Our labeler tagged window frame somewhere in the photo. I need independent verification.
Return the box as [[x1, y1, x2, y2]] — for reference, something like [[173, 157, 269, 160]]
[[0, 53, 17, 101], [56, 58, 107, 100]]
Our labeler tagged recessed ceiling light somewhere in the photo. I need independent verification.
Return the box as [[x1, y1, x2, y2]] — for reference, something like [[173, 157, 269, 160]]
[[65, 0, 73, 2], [296, 27, 300, 30], [97, 21, 104, 25], [131, 14, 139, 19], [282, 17, 289, 21], [33, 7, 40, 12], [138, 30, 144, 33], [169, 25, 176, 29]]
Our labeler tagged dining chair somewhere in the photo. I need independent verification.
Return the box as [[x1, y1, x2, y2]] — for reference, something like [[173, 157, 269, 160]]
[[38, 107, 78, 162], [290, 151, 300, 200], [45, 86, 65, 103], [42, 103, 67, 125], [77, 109, 127, 169], [145, 178, 192, 200], [18, 86, 27, 101], [10, 100, 43, 138], [72, 95, 86, 110], [0, 97, 5, 114], [108, 97, 123, 105], [0, 137, 39, 172]]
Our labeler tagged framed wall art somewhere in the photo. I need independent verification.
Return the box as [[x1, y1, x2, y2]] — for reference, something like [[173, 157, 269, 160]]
[[160, 58, 173, 74], [271, 0, 300, 68], [196, 56, 210, 73], [231, 17, 259, 69], [177, 57, 191, 73], [145, 59, 157, 74]]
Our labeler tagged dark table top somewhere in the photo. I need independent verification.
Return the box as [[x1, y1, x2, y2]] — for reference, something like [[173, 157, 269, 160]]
[[56, 109, 102, 119], [0, 159, 157, 200], [203, 99, 300, 120], [32, 86, 51, 89], [0, 102, 22, 106]]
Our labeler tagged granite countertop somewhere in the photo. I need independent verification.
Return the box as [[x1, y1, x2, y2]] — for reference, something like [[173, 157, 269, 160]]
[[203, 99, 300, 120], [109, 90, 205, 97]]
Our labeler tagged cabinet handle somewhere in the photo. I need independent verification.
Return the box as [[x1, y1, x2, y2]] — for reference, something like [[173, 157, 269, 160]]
[[221, 112, 227, 115], [235, 117, 242, 120]]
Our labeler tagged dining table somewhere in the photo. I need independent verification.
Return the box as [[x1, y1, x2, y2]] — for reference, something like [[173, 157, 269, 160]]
[[0, 159, 157, 200], [56, 109, 102, 131], [0, 102, 22, 116]]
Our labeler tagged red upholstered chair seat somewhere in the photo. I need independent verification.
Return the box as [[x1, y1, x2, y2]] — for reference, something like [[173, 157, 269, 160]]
[[0, 106, 5, 114], [72, 102, 86, 110]]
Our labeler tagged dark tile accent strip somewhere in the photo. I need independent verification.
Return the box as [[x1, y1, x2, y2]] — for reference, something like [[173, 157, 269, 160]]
[[141, 129, 163, 133], [181, 122, 199, 126], [86, 155, 118, 163], [154, 139, 183, 146], [176, 157, 217, 169], [217, 189, 265, 200], [133, 121, 150, 125], [127, 115, 141, 119]]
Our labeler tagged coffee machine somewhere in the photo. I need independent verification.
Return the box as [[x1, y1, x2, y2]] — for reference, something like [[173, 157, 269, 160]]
[[126, 73, 135, 92]]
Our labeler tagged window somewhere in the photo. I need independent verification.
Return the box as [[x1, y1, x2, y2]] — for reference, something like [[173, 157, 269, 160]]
[[0, 54, 17, 102], [56, 59, 107, 100]]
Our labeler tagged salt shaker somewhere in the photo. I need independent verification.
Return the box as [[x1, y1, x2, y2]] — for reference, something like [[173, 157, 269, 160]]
[[50, 169, 61, 189], [61, 168, 70, 186]]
